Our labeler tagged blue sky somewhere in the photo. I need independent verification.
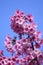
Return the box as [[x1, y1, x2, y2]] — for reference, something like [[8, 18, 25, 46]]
[[0, 0, 43, 57]]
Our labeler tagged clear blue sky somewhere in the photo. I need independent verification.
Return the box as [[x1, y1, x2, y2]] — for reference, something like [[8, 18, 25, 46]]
[[0, 0, 43, 57]]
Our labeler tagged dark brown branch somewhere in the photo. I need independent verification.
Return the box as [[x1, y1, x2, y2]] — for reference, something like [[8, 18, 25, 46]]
[[29, 57, 40, 65], [12, 37, 16, 45], [31, 42, 34, 50], [35, 57, 40, 65]]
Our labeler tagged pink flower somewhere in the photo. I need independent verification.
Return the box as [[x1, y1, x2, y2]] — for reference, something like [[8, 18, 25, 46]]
[[27, 14, 34, 22], [35, 43, 40, 48]]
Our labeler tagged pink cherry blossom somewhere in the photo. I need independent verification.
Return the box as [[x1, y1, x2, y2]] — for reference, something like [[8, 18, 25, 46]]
[[0, 10, 43, 65]]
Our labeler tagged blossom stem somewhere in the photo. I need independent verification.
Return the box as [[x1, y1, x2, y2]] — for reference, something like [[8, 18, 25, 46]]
[[19, 33, 22, 39]]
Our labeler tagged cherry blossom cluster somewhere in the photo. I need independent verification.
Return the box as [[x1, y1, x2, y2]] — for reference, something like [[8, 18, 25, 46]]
[[11, 10, 35, 34], [0, 10, 43, 65], [4, 35, 43, 65]]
